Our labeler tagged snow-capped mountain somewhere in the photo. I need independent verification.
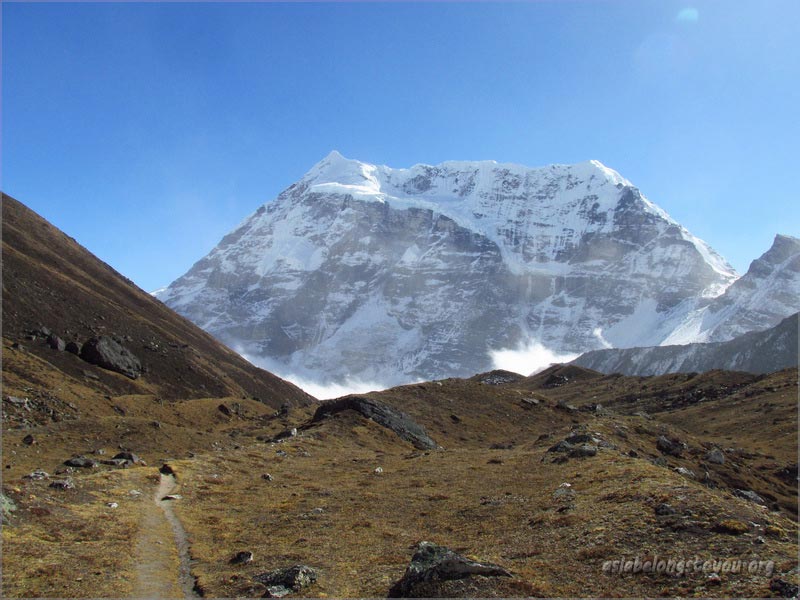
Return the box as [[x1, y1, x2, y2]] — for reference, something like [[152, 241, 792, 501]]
[[158, 151, 740, 385]]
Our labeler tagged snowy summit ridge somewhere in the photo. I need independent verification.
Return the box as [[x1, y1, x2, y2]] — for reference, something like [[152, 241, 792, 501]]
[[156, 151, 789, 388]]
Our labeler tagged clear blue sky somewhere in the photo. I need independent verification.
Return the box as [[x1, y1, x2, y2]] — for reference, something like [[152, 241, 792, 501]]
[[3, 1, 798, 292]]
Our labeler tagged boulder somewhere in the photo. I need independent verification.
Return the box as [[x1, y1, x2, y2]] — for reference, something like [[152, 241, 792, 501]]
[[253, 565, 317, 597], [311, 396, 438, 450], [569, 444, 597, 458], [64, 456, 97, 468], [113, 451, 141, 464], [79, 336, 142, 379], [705, 448, 725, 465], [230, 551, 254, 565], [656, 435, 684, 457], [65, 341, 82, 355], [47, 335, 66, 351], [388, 541, 511, 597]]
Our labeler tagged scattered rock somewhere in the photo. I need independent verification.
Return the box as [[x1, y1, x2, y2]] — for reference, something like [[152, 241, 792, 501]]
[[555, 400, 578, 412], [79, 336, 142, 379], [23, 469, 49, 480], [547, 440, 574, 453], [218, 404, 232, 417], [674, 466, 695, 478], [273, 427, 298, 442], [49, 478, 75, 490], [656, 436, 684, 457], [113, 451, 142, 464], [64, 456, 98, 468], [569, 444, 597, 458], [705, 448, 725, 465], [161, 494, 182, 501], [47, 334, 66, 351], [654, 503, 676, 516], [65, 341, 82, 355], [230, 550, 254, 565], [564, 433, 594, 444], [374, 466, 384, 474], [734, 489, 767, 505], [22, 434, 36, 446], [262, 473, 274, 481], [106, 502, 118, 509], [770, 578, 799, 598], [311, 396, 438, 450], [388, 541, 511, 597], [253, 565, 318, 598]]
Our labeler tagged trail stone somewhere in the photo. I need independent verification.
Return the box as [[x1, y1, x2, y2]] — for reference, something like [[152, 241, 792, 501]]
[[79, 336, 142, 379], [388, 541, 511, 597]]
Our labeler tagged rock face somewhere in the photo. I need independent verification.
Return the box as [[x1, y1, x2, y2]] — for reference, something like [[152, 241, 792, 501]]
[[388, 541, 511, 597], [572, 312, 798, 376], [311, 396, 438, 450], [79, 336, 142, 379], [158, 152, 738, 386]]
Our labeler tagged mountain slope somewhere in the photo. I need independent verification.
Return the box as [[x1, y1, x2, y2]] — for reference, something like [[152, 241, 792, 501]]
[[159, 152, 738, 386], [571, 312, 798, 376], [1, 193, 314, 406], [663, 234, 800, 345]]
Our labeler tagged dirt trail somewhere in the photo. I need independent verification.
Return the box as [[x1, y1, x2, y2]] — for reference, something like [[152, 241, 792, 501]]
[[132, 473, 199, 598]]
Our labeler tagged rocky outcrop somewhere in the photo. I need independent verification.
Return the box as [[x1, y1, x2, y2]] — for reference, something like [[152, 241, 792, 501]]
[[311, 396, 438, 450], [79, 336, 142, 379]]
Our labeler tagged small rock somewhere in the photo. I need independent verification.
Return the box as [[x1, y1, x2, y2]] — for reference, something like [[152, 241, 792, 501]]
[[23, 469, 49, 480], [65, 341, 82, 355], [262, 473, 274, 481], [374, 466, 384, 474], [705, 448, 725, 465], [218, 404, 232, 417], [64, 456, 98, 468], [770, 578, 799, 598], [106, 502, 118, 509], [161, 494, 182, 501], [22, 434, 36, 446], [253, 565, 317, 596], [113, 451, 141, 464], [47, 335, 66, 351], [656, 436, 684, 457], [129, 489, 142, 497], [655, 503, 676, 516], [547, 440, 574, 453], [674, 466, 695, 478], [734, 489, 766, 505], [49, 479, 75, 490], [159, 464, 175, 475], [754, 535, 765, 545], [569, 444, 597, 458], [230, 550, 254, 565], [707, 573, 722, 586], [564, 433, 594, 445]]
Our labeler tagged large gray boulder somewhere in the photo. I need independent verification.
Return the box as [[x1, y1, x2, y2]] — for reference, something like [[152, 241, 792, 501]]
[[311, 396, 438, 450], [79, 336, 142, 379], [388, 541, 511, 597]]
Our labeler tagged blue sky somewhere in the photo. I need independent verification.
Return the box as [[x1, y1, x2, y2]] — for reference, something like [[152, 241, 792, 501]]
[[3, 1, 799, 292]]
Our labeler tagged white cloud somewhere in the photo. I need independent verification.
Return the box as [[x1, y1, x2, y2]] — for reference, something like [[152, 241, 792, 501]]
[[676, 7, 699, 24], [488, 340, 579, 377], [273, 373, 388, 401]]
